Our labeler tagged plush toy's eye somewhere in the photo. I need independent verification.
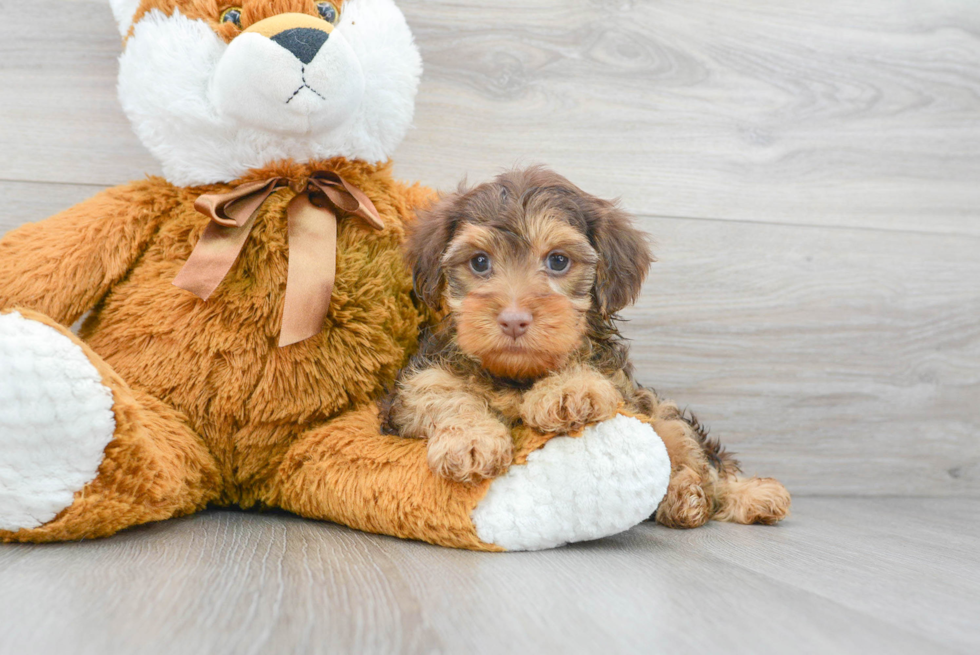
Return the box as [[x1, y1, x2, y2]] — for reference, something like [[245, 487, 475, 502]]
[[470, 253, 492, 275], [546, 251, 570, 274], [316, 2, 340, 24], [219, 7, 243, 28]]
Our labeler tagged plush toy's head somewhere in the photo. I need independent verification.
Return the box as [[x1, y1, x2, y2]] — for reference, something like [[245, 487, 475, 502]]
[[109, 0, 421, 186]]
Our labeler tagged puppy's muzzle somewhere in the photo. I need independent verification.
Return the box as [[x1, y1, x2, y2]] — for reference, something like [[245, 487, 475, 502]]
[[245, 13, 334, 65]]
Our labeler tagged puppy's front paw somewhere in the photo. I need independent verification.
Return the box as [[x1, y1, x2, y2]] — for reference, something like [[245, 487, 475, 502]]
[[427, 422, 514, 484], [521, 375, 621, 434]]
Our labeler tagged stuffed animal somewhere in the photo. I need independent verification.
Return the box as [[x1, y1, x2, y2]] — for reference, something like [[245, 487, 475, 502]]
[[0, 0, 671, 551]]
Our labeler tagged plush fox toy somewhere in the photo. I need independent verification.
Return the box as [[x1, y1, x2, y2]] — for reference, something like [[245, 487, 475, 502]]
[[0, 0, 671, 551]]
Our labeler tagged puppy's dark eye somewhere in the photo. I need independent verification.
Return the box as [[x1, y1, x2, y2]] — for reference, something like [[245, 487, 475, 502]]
[[316, 1, 340, 24], [470, 253, 492, 275], [546, 252, 570, 274], [219, 7, 242, 28]]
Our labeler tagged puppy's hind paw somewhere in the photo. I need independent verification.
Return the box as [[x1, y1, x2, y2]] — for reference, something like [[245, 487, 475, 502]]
[[427, 422, 514, 484], [654, 466, 711, 529], [714, 476, 792, 525]]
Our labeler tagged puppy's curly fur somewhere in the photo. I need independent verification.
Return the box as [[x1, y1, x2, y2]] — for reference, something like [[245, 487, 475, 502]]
[[381, 166, 790, 527]]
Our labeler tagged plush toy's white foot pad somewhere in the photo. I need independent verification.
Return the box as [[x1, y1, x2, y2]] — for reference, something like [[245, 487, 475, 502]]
[[472, 415, 670, 551], [0, 312, 115, 532]]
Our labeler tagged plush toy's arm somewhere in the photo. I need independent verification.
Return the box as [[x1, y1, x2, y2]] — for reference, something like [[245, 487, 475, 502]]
[[0, 180, 176, 325]]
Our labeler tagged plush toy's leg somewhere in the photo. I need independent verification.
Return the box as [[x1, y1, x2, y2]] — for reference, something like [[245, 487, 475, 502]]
[[270, 406, 670, 551], [0, 309, 220, 542]]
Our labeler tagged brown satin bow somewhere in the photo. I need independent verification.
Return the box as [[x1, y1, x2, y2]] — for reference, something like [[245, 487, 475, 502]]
[[172, 171, 384, 347]]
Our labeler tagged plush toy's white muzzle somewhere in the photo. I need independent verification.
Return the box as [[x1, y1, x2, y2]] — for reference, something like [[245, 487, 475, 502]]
[[211, 14, 366, 135]]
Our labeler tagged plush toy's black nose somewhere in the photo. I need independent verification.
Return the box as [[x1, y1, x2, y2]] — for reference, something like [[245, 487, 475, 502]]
[[271, 28, 329, 65]]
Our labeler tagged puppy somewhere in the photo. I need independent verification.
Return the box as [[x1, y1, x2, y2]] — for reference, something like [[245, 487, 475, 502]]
[[382, 167, 791, 528]]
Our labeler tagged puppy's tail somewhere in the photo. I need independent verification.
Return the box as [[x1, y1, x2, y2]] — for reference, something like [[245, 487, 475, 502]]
[[678, 409, 739, 477]]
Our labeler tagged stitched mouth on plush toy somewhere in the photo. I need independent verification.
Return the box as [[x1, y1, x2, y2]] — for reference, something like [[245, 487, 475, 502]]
[[285, 66, 326, 104]]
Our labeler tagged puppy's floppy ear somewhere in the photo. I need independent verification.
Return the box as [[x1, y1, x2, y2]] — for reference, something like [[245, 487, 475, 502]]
[[580, 194, 654, 316], [406, 191, 464, 309]]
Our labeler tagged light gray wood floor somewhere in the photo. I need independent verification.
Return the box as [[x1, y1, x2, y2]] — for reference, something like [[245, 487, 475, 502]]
[[0, 499, 977, 655], [1, 2, 979, 653]]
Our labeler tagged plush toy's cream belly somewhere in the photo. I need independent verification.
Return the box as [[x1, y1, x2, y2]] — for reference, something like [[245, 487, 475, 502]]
[[80, 172, 422, 495]]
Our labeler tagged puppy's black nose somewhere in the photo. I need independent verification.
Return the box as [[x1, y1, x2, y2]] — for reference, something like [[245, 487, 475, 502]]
[[271, 28, 329, 65], [498, 309, 532, 340]]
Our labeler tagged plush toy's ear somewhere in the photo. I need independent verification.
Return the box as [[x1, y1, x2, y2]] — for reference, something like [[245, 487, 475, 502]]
[[109, 0, 142, 38], [579, 194, 654, 317], [406, 192, 466, 309]]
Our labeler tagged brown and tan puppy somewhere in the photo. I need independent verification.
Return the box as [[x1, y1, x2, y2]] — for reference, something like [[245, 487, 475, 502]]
[[382, 166, 791, 528]]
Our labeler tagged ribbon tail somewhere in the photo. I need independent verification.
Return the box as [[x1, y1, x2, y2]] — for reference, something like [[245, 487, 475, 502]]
[[195, 179, 282, 226], [173, 185, 275, 301], [279, 193, 338, 347], [336, 178, 384, 230], [309, 174, 384, 231]]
